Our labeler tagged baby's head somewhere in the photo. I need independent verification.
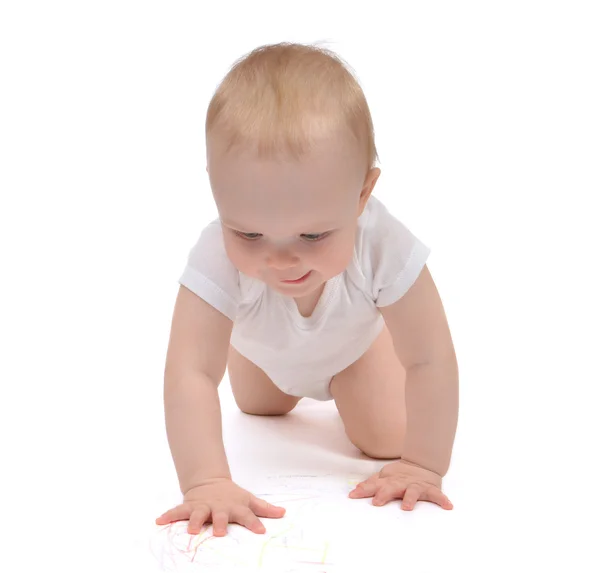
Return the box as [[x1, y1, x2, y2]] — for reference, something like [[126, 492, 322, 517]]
[[205, 42, 381, 295]]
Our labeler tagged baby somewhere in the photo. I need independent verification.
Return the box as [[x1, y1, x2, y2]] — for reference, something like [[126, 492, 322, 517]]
[[156, 42, 459, 537]]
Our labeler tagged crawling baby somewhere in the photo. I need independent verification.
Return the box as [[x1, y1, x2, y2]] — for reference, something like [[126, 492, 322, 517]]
[[156, 41, 459, 537]]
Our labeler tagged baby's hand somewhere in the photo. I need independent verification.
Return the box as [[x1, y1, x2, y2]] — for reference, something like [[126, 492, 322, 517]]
[[349, 460, 453, 510], [156, 477, 286, 536]]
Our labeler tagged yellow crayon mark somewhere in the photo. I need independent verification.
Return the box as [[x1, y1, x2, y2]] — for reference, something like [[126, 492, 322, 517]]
[[191, 528, 212, 547], [322, 540, 329, 563], [258, 539, 269, 567], [271, 524, 296, 539], [201, 543, 251, 567], [258, 523, 297, 567]]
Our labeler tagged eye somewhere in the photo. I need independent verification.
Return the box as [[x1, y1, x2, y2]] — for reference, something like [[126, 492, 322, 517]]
[[234, 231, 329, 242], [235, 232, 262, 241], [301, 233, 328, 242]]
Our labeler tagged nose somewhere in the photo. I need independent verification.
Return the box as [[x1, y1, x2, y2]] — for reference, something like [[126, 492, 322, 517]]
[[265, 245, 299, 269]]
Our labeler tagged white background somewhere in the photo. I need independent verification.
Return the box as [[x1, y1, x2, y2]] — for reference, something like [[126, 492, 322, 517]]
[[1, 1, 599, 571]]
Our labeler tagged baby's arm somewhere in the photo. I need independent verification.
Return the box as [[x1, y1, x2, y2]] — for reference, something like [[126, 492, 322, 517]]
[[158, 285, 288, 535], [379, 265, 459, 477], [163, 285, 233, 494]]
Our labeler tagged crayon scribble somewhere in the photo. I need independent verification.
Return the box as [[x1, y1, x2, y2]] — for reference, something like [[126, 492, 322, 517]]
[[150, 473, 365, 572]]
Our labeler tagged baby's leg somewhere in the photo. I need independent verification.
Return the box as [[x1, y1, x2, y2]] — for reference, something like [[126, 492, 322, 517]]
[[227, 345, 302, 415], [329, 323, 407, 459]]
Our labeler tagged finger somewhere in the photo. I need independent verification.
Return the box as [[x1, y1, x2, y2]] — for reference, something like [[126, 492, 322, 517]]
[[188, 506, 211, 535], [401, 484, 422, 511], [350, 474, 378, 492], [424, 486, 454, 510], [363, 474, 381, 487], [211, 511, 229, 537], [156, 505, 190, 525], [349, 479, 380, 498], [231, 507, 266, 534], [373, 482, 404, 506], [249, 496, 286, 518]]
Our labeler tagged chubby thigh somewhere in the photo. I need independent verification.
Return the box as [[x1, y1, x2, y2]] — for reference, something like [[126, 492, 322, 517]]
[[227, 344, 302, 415], [227, 323, 406, 459]]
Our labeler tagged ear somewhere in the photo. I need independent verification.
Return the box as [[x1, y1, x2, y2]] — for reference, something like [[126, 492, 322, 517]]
[[358, 167, 381, 216]]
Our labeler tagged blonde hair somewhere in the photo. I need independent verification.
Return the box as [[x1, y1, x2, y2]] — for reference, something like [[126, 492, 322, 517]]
[[205, 42, 379, 173]]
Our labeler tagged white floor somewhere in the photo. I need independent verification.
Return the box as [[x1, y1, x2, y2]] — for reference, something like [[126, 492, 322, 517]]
[[147, 377, 467, 572], [140, 374, 590, 572]]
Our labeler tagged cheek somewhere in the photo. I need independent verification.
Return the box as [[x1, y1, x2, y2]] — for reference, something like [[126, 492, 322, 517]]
[[316, 235, 355, 271], [223, 238, 254, 272]]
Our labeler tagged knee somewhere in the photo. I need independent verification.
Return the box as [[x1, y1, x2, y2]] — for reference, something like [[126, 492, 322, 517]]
[[349, 432, 404, 460], [359, 443, 404, 460], [236, 400, 298, 416]]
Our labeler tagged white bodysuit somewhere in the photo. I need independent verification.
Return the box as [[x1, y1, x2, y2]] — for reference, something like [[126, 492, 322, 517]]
[[178, 195, 430, 401]]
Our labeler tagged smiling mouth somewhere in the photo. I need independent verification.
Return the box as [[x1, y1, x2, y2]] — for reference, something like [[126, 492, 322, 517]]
[[281, 271, 311, 283]]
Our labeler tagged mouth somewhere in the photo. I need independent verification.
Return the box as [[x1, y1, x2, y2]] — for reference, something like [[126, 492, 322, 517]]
[[280, 271, 312, 284]]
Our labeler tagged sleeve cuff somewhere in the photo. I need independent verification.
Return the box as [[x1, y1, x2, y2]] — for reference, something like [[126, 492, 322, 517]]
[[178, 265, 238, 322], [375, 241, 431, 308]]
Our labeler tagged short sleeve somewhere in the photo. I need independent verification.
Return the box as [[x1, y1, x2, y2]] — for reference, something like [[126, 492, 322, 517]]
[[178, 220, 241, 321], [359, 197, 431, 308]]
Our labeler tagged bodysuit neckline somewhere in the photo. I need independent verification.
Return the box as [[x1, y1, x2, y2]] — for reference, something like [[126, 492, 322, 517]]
[[277, 246, 366, 330]]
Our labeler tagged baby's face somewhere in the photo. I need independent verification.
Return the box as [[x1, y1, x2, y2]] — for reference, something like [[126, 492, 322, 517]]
[[207, 129, 379, 297]]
